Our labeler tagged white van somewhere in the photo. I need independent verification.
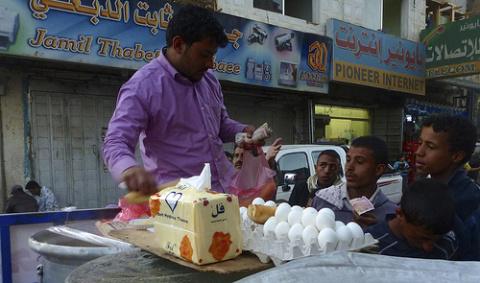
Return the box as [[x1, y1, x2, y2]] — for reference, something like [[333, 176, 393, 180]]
[[264, 144, 403, 203]]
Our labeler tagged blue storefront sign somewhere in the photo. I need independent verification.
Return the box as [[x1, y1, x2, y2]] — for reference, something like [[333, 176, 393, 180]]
[[326, 18, 425, 95], [0, 0, 331, 94]]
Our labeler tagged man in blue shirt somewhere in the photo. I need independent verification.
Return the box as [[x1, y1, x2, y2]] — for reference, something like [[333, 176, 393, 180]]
[[415, 114, 480, 260]]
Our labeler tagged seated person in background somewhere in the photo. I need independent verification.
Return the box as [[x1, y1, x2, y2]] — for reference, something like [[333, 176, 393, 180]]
[[25, 180, 59, 212], [366, 179, 458, 260], [312, 136, 397, 229], [4, 185, 38, 213], [289, 150, 342, 207]]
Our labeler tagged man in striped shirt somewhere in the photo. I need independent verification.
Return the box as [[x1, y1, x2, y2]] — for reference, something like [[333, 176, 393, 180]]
[[366, 179, 458, 260]]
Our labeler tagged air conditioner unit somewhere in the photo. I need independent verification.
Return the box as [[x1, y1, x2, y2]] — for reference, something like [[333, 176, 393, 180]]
[[0, 6, 20, 51]]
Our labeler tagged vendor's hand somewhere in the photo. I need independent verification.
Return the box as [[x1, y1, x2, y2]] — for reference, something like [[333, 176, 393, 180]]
[[122, 166, 157, 195], [353, 211, 377, 229], [266, 137, 282, 162], [243, 125, 255, 137]]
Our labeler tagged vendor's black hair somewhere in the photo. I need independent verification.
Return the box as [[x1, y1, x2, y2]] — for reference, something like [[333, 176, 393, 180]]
[[166, 4, 228, 48], [421, 114, 477, 164], [401, 178, 454, 234], [350, 136, 389, 165]]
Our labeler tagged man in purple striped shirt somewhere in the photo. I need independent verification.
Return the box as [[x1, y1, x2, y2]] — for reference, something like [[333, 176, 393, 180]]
[[103, 5, 253, 195]]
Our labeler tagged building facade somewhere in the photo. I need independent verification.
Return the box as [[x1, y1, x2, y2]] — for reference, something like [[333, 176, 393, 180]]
[[218, 0, 428, 157], [4, 0, 467, 210]]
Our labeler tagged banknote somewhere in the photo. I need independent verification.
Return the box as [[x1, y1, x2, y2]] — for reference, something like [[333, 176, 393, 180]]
[[350, 196, 375, 215]]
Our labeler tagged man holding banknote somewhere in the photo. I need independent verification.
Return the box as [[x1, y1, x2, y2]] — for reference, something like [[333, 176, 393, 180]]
[[103, 5, 253, 195], [312, 136, 397, 229]]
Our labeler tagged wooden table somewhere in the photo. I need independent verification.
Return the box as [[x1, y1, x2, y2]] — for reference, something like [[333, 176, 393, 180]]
[[66, 249, 268, 283], [65, 222, 273, 282]]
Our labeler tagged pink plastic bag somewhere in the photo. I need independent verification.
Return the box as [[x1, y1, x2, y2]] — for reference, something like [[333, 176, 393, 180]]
[[229, 147, 276, 206], [113, 197, 150, 222]]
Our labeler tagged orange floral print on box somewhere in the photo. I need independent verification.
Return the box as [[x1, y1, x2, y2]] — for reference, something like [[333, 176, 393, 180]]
[[179, 235, 193, 262], [208, 232, 232, 261], [149, 194, 161, 216]]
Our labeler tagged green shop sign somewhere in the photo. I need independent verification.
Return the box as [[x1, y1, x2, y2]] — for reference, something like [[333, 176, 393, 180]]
[[420, 16, 480, 78]]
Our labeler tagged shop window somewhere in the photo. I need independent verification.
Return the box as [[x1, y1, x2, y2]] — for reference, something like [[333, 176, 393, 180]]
[[382, 0, 402, 37], [254, 0, 312, 22], [314, 105, 371, 144], [254, 0, 283, 13]]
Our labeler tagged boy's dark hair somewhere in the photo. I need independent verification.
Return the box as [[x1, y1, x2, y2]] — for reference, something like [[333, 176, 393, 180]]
[[421, 114, 477, 164], [401, 178, 454, 234], [25, 180, 41, 191], [350, 136, 389, 165], [166, 4, 228, 48], [317, 150, 340, 164]]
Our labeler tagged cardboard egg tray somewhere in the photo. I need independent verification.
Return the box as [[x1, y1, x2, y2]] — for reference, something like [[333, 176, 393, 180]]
[[241, 217, 378, 266]]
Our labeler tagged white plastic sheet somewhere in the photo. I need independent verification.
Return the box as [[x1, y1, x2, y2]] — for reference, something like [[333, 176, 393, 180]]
[[236, 251, 480, 283]]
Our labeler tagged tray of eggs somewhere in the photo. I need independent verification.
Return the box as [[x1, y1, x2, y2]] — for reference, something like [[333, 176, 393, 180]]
[[240, 198, 377, 265]]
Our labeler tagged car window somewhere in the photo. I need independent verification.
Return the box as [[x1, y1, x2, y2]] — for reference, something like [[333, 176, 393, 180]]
[[312, 150, 344, 177], [277, 152, 310, 184]]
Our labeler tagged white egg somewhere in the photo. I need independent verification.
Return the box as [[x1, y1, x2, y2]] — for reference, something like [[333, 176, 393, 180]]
[[242, 210, 251, 223], [336, 226, 353, 249], [275, 203, 292, 222], [301, 209, 317, 227], [274, 221, 290, 240], [277, 202, 291, 211], [240, 206, 247, 215], [291, 205, 303, 213], [288, 223, 304, 242], [335, 221, 346, 231], [317, 227, 339, 251], [287, 210, 303, 226], [264, 200, 277, 207], [315, 213, 335, 231], [318, 208, 336, 221], [302, 225, 319, 245], [346, 222, 364, 239], [252, 197, 265, 205], [303, 207, 318, 215], [263, 216, 278, 237]]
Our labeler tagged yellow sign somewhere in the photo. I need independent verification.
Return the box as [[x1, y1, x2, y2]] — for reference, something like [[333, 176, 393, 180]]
[[426, 62, 480, 78], [333, 61, 425, 95]]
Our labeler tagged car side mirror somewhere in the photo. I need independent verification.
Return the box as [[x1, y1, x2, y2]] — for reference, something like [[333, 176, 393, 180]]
[[281, 185, 291, 192], [284, 173, 296, 185]]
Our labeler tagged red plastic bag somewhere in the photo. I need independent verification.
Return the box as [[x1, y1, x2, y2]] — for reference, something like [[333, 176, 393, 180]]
[[113, 197, 151, 222], [229, 147, 276, 206]]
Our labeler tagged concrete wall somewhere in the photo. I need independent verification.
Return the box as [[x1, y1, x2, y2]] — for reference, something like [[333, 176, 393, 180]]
[[0, 68, 26, 209], [218, 0, 322, 34], [219, 0, 426, 41], [402, 0, 426, 41], [218, 0, 382, 34]]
